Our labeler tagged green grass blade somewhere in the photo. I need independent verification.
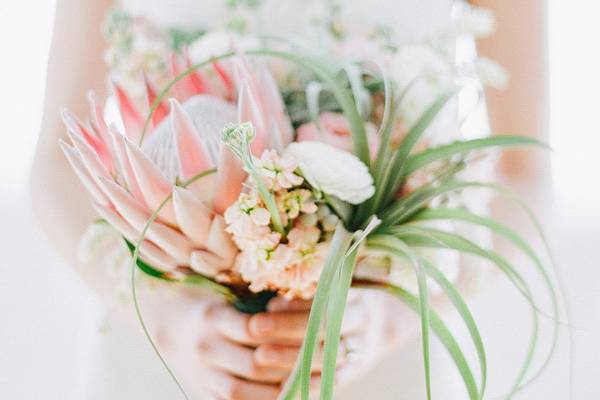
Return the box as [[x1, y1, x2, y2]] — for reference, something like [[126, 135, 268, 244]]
[[387, 226, 537, 311], [379, 88, 459, 207], [367, 235, 433, 400], [371, 67, 395, 183], [421, 259, 487, 398], [411, 207, 560, 392], [404, 136, 548, 177], [382, 227, 541, 394], [385, 284, 480, 400], [381, 178, 475, 226], [278, 224, 353, 400], [319, 248, 359, 400], [440, 182, 574, 394]]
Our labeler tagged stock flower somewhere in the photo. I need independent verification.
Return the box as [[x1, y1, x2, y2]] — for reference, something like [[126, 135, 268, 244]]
[[284, 141, 375, 205], [255, 149, 304, 190], [276, 188, 318, 221]]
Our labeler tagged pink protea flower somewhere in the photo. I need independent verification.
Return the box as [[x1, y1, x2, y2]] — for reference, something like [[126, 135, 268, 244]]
[[296, 112, 380, 158], [60, 53, 293, 280]]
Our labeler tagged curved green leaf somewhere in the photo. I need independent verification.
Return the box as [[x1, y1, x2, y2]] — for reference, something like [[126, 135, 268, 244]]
[[279, 225, 353, 400], [320, 249, 359, 399], [411, 207, 560, 393], [421, 259, 487, 399], [385, 284, 480, 400], [381, 227, 541, 395], [367, 235, 433, 400], [381, 88, 459, 206], [404, 136, 548, 177]]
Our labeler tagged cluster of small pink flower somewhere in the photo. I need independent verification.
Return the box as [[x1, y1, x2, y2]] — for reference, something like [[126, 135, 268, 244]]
[[224, 150, 339, 299]]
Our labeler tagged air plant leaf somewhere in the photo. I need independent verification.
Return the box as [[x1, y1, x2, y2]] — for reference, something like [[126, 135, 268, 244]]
[[377, 88, 459, 209], [384, 284, 480, 400], [387, 225, 541, 393], [403, 135, 548, 178], [279, 224, 353, 400], [366, 234, 432, 400], [421, 258, 487, 399], [411, 207, 560, 393], [320, 248, 359, 400]]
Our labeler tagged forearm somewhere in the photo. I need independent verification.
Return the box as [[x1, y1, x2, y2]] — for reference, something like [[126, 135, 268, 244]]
[[472, 0, 551, 198], [31, 0, 113, 295]]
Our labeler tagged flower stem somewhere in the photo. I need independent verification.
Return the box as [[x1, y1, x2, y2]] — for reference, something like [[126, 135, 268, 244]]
[[221, 122, 285, 234]]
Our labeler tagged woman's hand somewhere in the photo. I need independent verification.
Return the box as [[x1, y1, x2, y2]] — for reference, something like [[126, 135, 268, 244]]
[[191, 293, 384, 400]]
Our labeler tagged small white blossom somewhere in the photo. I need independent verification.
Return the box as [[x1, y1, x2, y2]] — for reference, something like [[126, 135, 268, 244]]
[[475, 57, 509, 90], [284, 141, 375, 205]]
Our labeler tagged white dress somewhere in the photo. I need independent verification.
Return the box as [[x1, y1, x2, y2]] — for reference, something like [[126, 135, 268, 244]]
[[78, 1, 473, 399]]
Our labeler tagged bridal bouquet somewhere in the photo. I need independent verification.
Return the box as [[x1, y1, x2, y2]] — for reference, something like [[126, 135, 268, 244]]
[[61, 7, 563, 400]]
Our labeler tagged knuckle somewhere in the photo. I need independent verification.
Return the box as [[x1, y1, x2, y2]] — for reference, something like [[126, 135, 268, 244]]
[[249, 313, 276, 337], [228, 378, 246, 400]]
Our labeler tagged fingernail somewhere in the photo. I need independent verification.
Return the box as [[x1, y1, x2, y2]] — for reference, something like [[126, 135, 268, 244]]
[[250, 314, 274, 335], [256, 347, 278, 364]]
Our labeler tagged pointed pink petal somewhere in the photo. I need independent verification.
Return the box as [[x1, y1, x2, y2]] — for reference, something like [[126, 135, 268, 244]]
[[190, 250, 228, 276], [123, 139, 178, 226], [62, 108, 113, 172], [67, 129, 112, 185], [169, 99, 213, 180], [232, 57, 261, 96], [87, 91, 112, 148], [97, 176, 151, 229], [257, 66, 294, 146], [212, 61, 235, 99], [109, 125, 146, 206], [98, 177, 193, 265], [111, 80, 144, 142], [172, 186, 212, 246], [93, 203, 178, 271], [170, 53, 200, 101], [204, 215, 238, 264], [212, 146, 246, 214], [237, 82, 266, 155], [59, 140, 110, 206], [144, 75, 169, 126], [183, 48, 209, 94]]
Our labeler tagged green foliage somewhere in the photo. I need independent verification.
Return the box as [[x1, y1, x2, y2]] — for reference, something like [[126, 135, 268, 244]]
[[130, 48, 564, 400], [168, 28, 205, 53]]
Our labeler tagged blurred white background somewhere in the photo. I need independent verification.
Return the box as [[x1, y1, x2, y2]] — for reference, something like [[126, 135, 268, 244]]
[[0, 1, 598, 399]]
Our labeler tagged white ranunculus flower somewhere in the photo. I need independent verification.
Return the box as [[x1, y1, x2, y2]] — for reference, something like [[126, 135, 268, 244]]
[[284, 141, 374, 205]]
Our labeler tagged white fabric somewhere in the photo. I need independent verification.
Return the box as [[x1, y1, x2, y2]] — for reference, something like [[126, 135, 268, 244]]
[[119, 0, 453, 43]]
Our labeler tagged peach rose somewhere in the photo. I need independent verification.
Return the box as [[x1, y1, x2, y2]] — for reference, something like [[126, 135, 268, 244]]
[[296, 112, 380, 158]]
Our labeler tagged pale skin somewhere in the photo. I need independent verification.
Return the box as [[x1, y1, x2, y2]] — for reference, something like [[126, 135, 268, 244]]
[[31, 0, 549, 398]]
